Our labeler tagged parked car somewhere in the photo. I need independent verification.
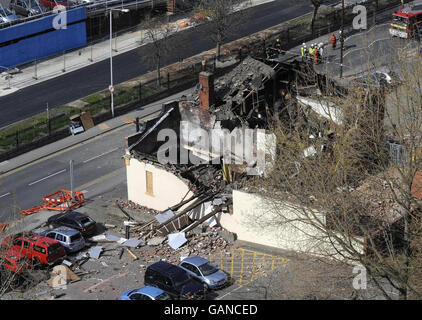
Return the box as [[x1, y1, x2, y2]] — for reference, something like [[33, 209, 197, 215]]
[[41, 227, 86, 253], [0, 249, 32, 274], [1, 232, 66, 267], [178, 256, 228, 290], [0, 7, 18, 24], [9, 0, 46, 17], [144, 261, 205, 300], [118, 286, 172, 300], [47, 211, 97, 238], [0, 249, 32, 289], [69, 121, 84, 136]]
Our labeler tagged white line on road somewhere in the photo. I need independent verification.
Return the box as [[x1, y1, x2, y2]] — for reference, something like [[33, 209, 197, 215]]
[[83, 147, 119, 163], [28, 169, 67, 186], [0, 192, 11, 198], [217, 284, 243, 300]]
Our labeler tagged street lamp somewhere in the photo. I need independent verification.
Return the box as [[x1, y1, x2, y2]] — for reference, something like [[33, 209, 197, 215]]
[[109, 8, 129, 118]]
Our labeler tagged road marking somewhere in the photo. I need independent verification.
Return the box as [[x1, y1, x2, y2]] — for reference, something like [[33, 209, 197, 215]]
[[28, 169, 66, 186], [83, 147, 119, 163], [0, 192, 11, 198], [0, 123, 131, 180], [76, 167, 125, 192], [83, 270, 129, 293], [217, 284, 243, 300]]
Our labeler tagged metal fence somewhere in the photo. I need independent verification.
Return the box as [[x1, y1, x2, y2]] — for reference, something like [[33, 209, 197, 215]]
[[209, 248, 289, 286]]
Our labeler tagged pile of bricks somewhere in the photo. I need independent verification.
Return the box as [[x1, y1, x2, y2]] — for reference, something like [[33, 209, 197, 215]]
[[142, 227, 234, 265], [115, 200, 159, 215]]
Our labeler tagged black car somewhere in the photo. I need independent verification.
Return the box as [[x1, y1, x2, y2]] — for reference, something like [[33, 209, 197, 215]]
[[47, 212, 97, 238], [144, 261, 206, 300]]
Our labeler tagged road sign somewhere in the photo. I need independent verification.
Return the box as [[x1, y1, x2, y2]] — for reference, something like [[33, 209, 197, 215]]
[[109, 85, 114, 93]]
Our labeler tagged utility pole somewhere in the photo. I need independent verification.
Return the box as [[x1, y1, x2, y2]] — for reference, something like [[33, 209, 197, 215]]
[[69, 160, 74, 200], [340, 0, 344, 79], [46, 103, 50, 135]]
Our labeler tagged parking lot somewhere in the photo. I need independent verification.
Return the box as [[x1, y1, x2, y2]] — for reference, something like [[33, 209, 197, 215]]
[[0, 187, 295, 301]]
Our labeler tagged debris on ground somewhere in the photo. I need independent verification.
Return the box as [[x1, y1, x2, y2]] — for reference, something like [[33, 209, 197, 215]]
[[147, 236, 166, 246], [168, 232, 187, 250], [88, 246, 103, 259], [122, 238, 145, 248]]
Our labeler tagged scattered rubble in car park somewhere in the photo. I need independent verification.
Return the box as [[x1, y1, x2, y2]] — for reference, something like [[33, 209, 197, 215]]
[[140, 226, 235, 265]]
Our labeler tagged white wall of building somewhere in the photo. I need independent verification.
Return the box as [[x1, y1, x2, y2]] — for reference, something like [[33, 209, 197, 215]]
[[218, 190, 364, 260], [126, 158, 194, 212]]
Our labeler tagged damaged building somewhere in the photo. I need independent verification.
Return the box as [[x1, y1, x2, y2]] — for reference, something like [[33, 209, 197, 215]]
[[122, 54, 397, 261]]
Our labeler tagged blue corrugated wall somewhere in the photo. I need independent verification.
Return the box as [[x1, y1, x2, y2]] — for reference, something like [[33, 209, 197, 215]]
[[0, 7, 87, 69]]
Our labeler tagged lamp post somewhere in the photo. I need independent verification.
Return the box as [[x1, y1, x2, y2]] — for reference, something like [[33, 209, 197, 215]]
[[109, 8, 129, 118]]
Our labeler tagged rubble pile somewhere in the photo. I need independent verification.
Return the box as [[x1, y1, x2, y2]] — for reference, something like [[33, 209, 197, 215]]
[[115, 200, 159, 215], [142, 227, 234, 265]]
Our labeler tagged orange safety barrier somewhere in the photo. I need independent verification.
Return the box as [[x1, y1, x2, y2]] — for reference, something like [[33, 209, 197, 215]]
[[20, 190, 85, 216]]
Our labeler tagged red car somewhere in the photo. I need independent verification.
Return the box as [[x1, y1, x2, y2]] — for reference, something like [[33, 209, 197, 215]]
[[0, 249, 32, 274], [1, 232, 66, 267]]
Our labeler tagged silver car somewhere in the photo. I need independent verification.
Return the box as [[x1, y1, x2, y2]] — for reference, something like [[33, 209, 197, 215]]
[[179, 256, 228, 290], [42, 227, 86, 253]]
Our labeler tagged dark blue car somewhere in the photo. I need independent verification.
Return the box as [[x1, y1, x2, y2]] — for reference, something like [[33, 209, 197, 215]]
[[144, 261, 205, 300]]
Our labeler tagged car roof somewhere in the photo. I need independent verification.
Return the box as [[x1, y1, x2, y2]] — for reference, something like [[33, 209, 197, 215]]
[[181, 256, 209, 267], [137, 286, 166, 297], [148, 260, 186, 276], [58, 211, 88, 220], [49, 226, 81, 236]]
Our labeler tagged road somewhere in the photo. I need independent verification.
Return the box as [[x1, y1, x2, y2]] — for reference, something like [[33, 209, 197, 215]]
[[0, 86, 197, 221], [0, 0, 330, 128]]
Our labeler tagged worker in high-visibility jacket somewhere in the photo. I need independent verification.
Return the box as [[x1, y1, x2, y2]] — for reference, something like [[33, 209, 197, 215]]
[[330, 33, 337, 49], [301, 43, 306, 61], [309, 45, 314, 58]]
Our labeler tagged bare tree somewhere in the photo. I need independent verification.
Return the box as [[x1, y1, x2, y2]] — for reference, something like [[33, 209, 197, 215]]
[[247, 48, 422, 299], [142, 16, 174, 87], [197, 0, 251, 60]]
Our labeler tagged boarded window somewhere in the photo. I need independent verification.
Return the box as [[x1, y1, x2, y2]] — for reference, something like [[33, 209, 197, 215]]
[[146, 171, 153, 196]]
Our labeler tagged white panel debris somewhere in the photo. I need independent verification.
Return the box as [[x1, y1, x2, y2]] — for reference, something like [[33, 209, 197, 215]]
[[155, 210, 175, 224], [168, 232, 187, 250]]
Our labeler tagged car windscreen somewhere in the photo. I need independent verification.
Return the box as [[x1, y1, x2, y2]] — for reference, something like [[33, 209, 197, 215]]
[[198, 262, 219, 276], [155, 292, 171, 300], [47, 243, 63, 255], [79, 217, 94, 227], [173, 272, 191, 287], [392, 15, 408, 26], [70, 233, 82, 242]]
